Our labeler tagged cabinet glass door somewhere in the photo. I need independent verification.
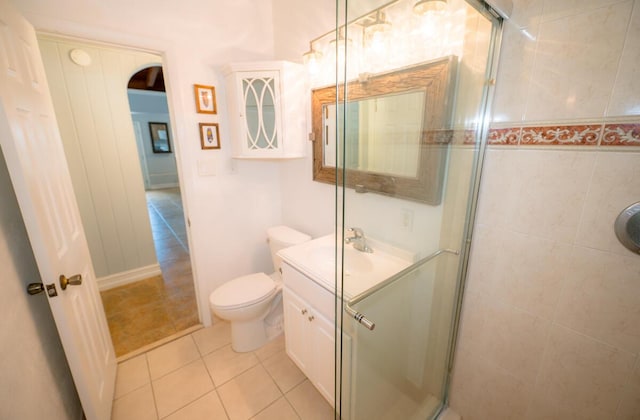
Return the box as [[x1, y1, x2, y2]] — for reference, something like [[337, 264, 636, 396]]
[[241, 72, 280, 151]]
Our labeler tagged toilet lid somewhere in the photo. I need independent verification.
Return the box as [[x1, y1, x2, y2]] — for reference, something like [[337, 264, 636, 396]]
[[210, 273, 276, 309]]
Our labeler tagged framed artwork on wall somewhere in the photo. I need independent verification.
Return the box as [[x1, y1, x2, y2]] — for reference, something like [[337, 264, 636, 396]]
[[199, 123, 220, 150], [148, 122, 171, 153], [194, 84, 217, 114]]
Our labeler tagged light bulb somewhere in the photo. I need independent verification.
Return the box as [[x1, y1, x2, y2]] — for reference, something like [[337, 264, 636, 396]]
[[413, 0, 447, 16], [303, 46, 323, 75]]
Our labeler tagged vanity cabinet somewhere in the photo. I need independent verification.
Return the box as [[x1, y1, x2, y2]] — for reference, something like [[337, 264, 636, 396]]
[[281, 262, 352, 410], [223, 61, 306, 159], [283, 288, 336, 404]]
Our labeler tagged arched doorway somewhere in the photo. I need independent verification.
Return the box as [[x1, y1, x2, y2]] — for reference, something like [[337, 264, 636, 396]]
[[100, 65, 199, 355]]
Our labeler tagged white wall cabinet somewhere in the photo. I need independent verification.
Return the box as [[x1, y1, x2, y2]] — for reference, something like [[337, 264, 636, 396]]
[[223, 61, 306, 159]]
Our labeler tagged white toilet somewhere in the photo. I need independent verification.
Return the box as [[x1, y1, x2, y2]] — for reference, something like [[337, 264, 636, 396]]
[[209, 226, 311, 352]]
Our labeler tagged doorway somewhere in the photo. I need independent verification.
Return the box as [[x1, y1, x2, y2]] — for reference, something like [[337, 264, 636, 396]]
[[36, 37, 199, 357], [102, 65, 198, 356]]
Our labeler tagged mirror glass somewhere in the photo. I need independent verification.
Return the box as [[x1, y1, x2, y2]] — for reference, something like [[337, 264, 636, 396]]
[[322, 90, 426, 177], [312, 57, 457, 204]]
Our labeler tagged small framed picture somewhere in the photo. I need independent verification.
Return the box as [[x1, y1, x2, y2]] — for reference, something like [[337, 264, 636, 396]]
[[194, 84, 217, 114], [148, 122, 171, 153], [199, 123, 220, 150]]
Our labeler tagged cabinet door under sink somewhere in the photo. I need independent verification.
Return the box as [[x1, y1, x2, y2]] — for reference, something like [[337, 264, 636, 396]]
[[283, 288, 311, 373], [311, 310, 337, 405], [283, 286, 353, 412]]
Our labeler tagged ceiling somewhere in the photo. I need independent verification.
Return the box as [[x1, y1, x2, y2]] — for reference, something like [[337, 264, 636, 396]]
[[127, 66, 165, 92]]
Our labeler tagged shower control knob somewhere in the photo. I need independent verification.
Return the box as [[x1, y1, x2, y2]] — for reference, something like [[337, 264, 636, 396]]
[[308, 316, 315, 322], [301, 309, 308, 315]]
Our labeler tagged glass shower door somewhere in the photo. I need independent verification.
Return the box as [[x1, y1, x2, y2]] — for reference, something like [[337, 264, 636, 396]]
[[333, 1, 502, 418]]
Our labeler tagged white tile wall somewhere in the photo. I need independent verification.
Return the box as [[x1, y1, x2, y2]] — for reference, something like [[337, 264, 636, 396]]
[[452, 0, 640, 416], [451, 149, 640, 419], [492, 0, 639, 124], [530, 325, 635, 419]]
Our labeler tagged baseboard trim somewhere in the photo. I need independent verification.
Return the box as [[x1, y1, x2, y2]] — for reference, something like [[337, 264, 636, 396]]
[[148, 182, 179, 190], [97, 264, 162, 291]]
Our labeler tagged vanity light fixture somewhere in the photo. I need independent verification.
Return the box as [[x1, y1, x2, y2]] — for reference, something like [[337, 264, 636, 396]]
[[363, 10, 391, 49], [413, 0, 448, 15], [364, 10, 391, 39], [329, 26, 353, 50], [303, 43, 323, 74], [328, 26, 354, 72]]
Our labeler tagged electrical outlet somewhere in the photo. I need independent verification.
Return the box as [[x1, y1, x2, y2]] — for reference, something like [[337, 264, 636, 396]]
[[401, 209, 414, 231]]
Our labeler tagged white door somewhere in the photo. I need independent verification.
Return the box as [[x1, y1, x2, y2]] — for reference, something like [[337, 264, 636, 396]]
[[0, 2, 116, 419]]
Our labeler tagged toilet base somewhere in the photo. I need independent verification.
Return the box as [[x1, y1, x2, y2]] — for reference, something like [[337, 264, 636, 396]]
[[230, 320, 268, 352], [265, 313, 284, 340]]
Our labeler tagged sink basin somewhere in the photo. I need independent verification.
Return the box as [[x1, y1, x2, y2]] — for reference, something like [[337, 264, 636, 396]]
[[278, 234, 415, 299], [310, 245, 374, 275]]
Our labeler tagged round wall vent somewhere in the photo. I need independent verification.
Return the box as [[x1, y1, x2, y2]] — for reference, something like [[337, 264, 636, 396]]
[[69, 49, 91, 67]]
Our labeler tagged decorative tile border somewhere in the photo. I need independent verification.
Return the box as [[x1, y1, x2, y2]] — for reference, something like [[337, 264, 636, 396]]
[[423, 129, 454, 144], [488, 127, 520, 145], [463, 130, 478, 145], [422, 129, 479, 146], [488, 121, 640, 147], [450, 129, 479, 145], [521, 125, 600, 146], [601, 124, 640, 146]]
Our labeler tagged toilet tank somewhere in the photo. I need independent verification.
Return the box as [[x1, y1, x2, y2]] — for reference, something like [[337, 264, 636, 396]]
[[267, 226, 311, 274]]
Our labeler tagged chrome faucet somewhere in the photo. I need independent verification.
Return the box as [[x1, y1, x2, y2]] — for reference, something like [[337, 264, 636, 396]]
[[345, 227, 373, 253]]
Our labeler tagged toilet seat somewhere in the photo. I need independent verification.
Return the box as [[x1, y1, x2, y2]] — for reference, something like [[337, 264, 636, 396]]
[[209, 273, 276, 310]]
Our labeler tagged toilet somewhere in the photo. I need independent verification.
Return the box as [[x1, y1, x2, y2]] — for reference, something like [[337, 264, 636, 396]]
[[209, 226, 311, 352]]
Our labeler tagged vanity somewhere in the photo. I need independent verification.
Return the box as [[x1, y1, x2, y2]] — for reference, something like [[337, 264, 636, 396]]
[[278, 233, 415, 409]]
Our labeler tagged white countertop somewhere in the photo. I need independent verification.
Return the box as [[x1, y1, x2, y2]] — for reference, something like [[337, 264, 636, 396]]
[[278, 234, 415, 300]]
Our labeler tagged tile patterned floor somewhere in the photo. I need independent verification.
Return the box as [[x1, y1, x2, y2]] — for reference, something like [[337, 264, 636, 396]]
[[112, 323, 335, 420], [101, 188, 199, 356]]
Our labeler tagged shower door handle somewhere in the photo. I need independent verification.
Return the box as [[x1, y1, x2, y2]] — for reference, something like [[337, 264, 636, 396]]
[[344, 303, 375, 331]]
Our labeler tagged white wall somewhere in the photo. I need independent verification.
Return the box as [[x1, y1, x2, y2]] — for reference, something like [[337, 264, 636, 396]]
[[272, 0, 337, 240], [0, 146, 82, 420], [272, 0, 334, 62], [38, 36, 159, 279], [128, 90, 179, 190], [12, 0, 283, 325], [17, 0, 486, 329]]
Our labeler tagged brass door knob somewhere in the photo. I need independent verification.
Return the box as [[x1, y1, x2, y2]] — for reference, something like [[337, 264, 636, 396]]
[[59, 274, 82, 290]]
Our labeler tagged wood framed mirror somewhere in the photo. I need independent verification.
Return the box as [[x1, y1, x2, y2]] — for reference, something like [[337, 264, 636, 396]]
[[312, 56, 457, 205]]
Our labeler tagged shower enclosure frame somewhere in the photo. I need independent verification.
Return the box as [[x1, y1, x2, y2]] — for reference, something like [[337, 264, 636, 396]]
[[332, 1, 506, 418]]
